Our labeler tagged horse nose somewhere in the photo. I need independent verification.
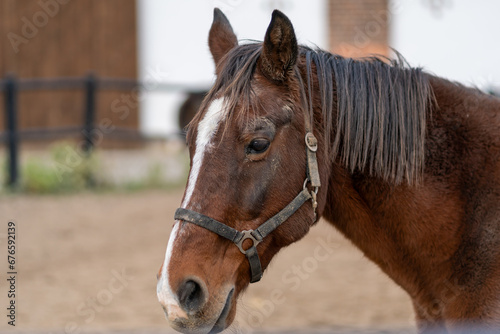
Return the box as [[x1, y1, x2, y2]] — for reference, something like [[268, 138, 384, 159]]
[[177, 277, 207, 313]]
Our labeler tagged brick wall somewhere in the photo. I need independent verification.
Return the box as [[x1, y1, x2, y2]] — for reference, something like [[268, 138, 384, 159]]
[[329, 0, 389, 58]]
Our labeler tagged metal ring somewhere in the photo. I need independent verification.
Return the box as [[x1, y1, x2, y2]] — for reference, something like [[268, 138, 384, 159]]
[[236, 230, 261, 255], [305, 132, 318, 152], [303, 178, 319, 195]]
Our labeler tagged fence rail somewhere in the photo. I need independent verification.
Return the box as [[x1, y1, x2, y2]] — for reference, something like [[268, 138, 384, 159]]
[[0, 74, 208, 188]]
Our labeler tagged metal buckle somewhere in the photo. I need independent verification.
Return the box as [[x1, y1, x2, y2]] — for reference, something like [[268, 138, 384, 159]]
[[303, 178, 319, 221], [305, 132, 318, 152], [235, 230, 261, 255], [303, 178, 319, 195]]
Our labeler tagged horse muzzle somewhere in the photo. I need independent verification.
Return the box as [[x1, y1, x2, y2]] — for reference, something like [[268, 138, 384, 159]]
[[157, 276, 235, 334]]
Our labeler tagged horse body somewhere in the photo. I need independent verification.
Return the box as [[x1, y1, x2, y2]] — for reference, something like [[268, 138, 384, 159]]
[[157, 8, 500, 334]]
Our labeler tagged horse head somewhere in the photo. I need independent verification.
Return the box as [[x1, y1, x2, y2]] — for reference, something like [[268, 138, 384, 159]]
[[157, 9, 329, 333]]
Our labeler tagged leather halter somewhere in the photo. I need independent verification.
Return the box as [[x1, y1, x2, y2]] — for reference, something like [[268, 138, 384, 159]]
[[174, 105, 321, 283]]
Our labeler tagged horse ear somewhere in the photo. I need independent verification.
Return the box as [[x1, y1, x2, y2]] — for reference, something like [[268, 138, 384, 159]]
[[209, 8, 238, 66], [259, 10, 298, 82]]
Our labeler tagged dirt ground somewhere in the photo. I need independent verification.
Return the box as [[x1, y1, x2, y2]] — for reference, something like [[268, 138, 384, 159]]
[[0, 188, 415, 333]]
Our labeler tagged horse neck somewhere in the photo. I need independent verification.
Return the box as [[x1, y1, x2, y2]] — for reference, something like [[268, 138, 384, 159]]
[[316, 74, 481, 301], [303, 64, 397, 274]]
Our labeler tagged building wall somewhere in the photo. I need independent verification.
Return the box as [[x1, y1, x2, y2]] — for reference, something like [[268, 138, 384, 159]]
[[137, 0, 328, 137], [329, 0, 388, 57], [390, 0, 500, 88], [0, 0, 138, 138]]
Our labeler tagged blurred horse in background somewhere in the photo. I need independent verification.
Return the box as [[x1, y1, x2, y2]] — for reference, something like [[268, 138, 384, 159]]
[[178, 91, 207, 138]]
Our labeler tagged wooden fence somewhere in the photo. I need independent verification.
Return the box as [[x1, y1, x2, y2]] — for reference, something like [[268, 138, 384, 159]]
[[0, 74, 203, 188]]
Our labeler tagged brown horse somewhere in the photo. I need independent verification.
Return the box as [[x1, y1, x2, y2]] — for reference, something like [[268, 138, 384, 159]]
[[157, 8, 500, 334]]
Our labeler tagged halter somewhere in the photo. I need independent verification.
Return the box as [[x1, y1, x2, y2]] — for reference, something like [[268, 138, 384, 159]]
[[174, 88, 321, 283]]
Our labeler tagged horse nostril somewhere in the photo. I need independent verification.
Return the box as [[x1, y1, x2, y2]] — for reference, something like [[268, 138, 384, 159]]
[[178, 279, 206, 313]]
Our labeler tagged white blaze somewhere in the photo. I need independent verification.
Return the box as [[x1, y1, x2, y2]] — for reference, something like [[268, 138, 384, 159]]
[[182, 97, 226, 208], [158, 98, 227, 312], [157, 222, 181, 309]]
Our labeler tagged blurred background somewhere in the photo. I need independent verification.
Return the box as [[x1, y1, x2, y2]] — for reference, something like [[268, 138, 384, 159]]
[[0, 0, 498, 333]]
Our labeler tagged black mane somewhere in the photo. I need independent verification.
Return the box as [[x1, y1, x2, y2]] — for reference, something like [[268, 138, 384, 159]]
[[305, 47, 432, 184], [192, 43, 432, 184]]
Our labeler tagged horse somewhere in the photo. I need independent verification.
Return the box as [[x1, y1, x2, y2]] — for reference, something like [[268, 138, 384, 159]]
[[178, 91, 208, 138], [157, 8, 500, 334]]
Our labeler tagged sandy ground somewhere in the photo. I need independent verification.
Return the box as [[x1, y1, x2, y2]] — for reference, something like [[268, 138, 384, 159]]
[[0, 188, 415, 333]]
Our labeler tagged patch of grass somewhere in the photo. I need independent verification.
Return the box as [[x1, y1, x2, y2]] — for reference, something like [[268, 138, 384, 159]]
[[1, 142, 190, 195], [22, 159, 63, 193], [21, 143, 99, 194]]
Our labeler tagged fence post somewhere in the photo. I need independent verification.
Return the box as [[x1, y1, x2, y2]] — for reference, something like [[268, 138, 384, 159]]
[[83, 73, 96, 153], [4, 75, 19, 188]]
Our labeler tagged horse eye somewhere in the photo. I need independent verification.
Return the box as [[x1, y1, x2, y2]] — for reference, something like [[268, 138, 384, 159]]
[[247, 138, 270, 154]]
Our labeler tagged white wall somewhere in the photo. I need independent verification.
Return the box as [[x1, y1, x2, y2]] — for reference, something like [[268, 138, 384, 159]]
[[137, 0, 328, 137], [390, 0, 500, 89]]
